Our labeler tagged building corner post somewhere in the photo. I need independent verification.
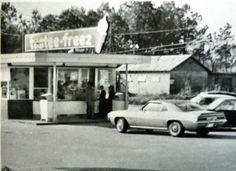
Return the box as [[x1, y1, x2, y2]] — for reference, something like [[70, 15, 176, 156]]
[[53, 63, 57, 121], [125, 64, 128, 109]]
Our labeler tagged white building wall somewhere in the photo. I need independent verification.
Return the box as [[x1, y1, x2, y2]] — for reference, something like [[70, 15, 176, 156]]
[[122, 73, 170, 95]]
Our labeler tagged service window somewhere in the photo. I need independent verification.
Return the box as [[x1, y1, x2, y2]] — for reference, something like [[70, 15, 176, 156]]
[[34, 68, 49, 100], [9, 68, 29, 99], [96, 69, 116, 98], [57, 68, 89, 100]]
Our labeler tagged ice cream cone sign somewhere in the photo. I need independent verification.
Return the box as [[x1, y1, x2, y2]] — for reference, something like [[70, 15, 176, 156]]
[[95, 13, 109, 53]]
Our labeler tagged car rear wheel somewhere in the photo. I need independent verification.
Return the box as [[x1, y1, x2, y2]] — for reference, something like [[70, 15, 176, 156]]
[[196, 129, 209, 137], [116, 118, 128, 133], [168, 121, 184, 137]]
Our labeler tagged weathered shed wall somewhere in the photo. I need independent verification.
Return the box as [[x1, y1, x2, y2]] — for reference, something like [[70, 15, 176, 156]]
[[120, 72, 170, 95], [208, 73, 236, 92], [170, 58, 208, 94]]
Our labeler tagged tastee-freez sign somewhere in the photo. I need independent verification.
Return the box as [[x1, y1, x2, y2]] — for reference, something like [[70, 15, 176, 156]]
[[25, 27, 97, 51], [25, 14, 109, 53]]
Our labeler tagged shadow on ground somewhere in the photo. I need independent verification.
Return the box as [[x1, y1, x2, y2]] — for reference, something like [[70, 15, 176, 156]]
[[56, 167, 172, 171], [125, 129, 236, 139]]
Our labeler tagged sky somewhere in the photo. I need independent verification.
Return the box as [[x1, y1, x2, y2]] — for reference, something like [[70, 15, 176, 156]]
[[3, 0, 236, 41]]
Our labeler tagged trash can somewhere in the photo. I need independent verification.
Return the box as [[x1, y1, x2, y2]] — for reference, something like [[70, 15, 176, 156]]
[[113, 92, 125, 111], [40, 93, 53, 122]]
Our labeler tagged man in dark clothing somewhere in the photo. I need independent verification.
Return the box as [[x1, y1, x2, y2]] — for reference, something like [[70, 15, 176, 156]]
[[99, 85, 106, 116], [85, 82, 95, 119], [107, 85, 115, 113]]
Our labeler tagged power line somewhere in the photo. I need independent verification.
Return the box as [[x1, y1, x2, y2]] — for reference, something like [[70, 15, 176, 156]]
[[114, 27, 195, 36], [112, 42, 187, 54], [111, 38, 210, 54]]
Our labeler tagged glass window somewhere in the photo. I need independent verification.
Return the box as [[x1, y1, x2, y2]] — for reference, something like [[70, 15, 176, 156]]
[[143, 103, 163, 112], [218, 100, 236, 110], [34, 68, 49, 100], [175, 102, 203, 111], [10, 68, 29, 99], [97, 69, 116, 98], [200, 98, 215, 105], [1, 81, 8, 98], [34, 68, 48, 87], [57, 68, 89, 101]]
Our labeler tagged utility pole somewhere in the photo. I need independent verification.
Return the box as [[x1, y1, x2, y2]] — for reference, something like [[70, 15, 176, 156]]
[[109, 20, 112, 53], [22, 33, 25, 53]]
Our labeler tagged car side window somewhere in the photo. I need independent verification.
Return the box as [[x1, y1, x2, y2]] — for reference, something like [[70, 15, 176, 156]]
[[200, 98, 214, 105], [143, 103, 163, 112], [217, 100, 235, 110]]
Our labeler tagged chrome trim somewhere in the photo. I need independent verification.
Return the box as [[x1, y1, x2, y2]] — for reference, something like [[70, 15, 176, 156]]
[[130, 125, 168, 130]]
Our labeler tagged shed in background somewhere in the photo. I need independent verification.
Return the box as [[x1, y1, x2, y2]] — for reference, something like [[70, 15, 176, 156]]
[[117, 55, 210, 95]]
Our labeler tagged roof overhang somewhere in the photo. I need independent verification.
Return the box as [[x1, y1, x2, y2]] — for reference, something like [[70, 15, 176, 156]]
[[1, 53, 151, 67]]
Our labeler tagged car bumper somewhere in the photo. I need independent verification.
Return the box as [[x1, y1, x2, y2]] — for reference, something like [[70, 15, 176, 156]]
[[183, 119, 227, 131], [193, 119, 227, 129]]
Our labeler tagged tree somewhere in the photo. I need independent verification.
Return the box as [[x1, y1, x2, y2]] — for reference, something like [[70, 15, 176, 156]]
[[188, 23, 235, 72], [58, 7, 87, 29], [39, 14, 60, 32], [116, 1, 207, 55], [1, 2, 22, 53], [30, 9, 42, 33]]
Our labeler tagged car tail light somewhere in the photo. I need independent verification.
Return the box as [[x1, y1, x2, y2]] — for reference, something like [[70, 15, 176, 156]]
[[198, 113, 225, 121]]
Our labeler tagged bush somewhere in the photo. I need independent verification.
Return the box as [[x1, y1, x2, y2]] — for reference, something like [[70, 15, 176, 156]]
[[128, 93, 191, 105]]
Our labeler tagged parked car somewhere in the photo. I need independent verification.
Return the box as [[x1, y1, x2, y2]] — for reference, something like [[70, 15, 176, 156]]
[[190, 91, 236, 107], [207, 98, 236, 126], [107, 100, 226, 137]]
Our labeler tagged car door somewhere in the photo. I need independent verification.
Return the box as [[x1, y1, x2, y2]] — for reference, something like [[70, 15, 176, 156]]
[[215, 99, 236, 125], [135, 102, 164, 128]]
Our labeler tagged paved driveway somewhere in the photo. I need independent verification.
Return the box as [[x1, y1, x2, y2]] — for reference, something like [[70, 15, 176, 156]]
[[2, 120, 236, 171]]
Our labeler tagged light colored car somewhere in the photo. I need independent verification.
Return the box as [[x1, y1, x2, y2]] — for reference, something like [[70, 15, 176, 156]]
[[190, 91, 236, 107], [108, 100, 226, 137]]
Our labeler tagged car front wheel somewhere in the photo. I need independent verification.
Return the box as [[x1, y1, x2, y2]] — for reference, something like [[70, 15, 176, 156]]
[[116, 118, 128, 133], [168, 121, 184, 137]]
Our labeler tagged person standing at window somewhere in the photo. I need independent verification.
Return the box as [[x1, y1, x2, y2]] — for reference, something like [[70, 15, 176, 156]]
[[99, 85, 106, 117], [85, 82, 95, 119], [107, 85, 115, 113]]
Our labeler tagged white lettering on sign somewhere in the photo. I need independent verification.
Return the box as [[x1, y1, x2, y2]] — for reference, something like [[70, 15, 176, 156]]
[[25, 14, 109, 53], [28, 33, 93, 50], [25, 27, 97, 51]]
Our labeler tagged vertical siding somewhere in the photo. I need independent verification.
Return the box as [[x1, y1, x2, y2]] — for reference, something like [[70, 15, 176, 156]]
[[170, 58, 208, 94], [121, 73, 170, 95]]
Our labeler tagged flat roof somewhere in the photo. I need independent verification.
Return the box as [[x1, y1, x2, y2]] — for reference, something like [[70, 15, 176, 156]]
[[0, 53, 151, 67]]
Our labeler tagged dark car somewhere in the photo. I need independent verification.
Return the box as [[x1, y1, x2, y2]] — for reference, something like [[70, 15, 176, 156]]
[[207, 98, 236, 126], [190, 91, 236, 107]]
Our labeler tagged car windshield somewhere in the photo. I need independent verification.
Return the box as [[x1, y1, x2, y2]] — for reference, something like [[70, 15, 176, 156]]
[[174, 102, 204, 112]]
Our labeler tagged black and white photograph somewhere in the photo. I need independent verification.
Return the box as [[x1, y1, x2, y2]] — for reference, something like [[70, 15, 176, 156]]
[[1, 0, 236, 170]]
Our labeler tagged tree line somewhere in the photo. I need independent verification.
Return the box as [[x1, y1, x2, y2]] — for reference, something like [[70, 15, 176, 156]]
[[1, 1, 236, 72]]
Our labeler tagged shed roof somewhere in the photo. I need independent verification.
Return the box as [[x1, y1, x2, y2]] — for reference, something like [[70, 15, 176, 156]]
[[117, 54, 193, 72]]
